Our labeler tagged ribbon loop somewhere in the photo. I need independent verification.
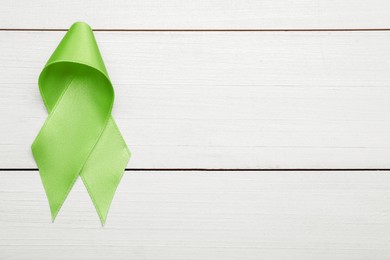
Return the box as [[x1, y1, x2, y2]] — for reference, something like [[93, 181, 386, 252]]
[[32, 22, 130, 225]]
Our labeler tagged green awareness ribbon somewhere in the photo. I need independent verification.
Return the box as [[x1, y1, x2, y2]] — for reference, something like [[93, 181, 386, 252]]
[[31, 22, 130, 225]]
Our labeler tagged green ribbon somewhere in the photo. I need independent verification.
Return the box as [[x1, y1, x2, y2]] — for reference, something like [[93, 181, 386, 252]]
[[31, 22, 130, 225]]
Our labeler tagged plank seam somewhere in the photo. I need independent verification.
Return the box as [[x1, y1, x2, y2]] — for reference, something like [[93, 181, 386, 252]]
[[1, 168, 390, 171], [2, 28, 390, 32]]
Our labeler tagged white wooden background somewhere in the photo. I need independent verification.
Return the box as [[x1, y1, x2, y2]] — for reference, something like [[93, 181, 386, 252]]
[[1, 1, 390, 259]]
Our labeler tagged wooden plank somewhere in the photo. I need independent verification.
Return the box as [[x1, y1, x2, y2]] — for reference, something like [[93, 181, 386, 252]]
[[1, 0, 390, 29], [1, 31, 390, 169], [1, 170, 390, 259]]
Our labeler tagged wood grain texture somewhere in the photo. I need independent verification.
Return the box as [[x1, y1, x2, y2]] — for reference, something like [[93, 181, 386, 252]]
[[1, 171, 390, 259], [2, 1, 390, 257], [1, 31, 390, 168], [1, 0, 390, 30]]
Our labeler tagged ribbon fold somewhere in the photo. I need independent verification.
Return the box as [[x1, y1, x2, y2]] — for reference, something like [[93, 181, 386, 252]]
[[32, 22, 130, 225]]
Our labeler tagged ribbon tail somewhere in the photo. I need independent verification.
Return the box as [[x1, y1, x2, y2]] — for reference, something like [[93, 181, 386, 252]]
[[32, 143, 80, 222], [80, 118, 131, 225]]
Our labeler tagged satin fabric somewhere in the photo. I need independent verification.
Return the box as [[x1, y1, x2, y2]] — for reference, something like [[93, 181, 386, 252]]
[[32, 22, 130, 225]]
